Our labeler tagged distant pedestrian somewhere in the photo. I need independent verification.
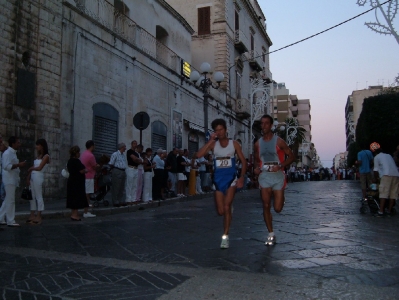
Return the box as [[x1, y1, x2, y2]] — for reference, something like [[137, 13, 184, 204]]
[[176, 149, 188, 197], [26, 139, 50, 225], [0, 136, 26, 227], [66, 146, 88, 221], [135, 144, 145, 202], [80, 140, 98, 218], [109, 143, 128, 207]]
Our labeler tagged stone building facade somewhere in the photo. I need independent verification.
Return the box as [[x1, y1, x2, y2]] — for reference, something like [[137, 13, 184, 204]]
[[167, 0, 273, 148], [1, 0, 246, 199]]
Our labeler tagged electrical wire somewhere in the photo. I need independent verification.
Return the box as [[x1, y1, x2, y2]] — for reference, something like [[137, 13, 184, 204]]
[[244, 0, 392, 62]]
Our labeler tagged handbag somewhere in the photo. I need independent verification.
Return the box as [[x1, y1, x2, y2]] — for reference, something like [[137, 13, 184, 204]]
[[61, 164, 69, 178], [21, 186, 33, 200]]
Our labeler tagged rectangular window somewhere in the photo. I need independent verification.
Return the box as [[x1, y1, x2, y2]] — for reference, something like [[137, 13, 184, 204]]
[[235, 10, 239, 31], [251, 34, 254, 51], [198, 7, 211, 35], [235, 71, 242, 99], [262, 51, 265, 63]]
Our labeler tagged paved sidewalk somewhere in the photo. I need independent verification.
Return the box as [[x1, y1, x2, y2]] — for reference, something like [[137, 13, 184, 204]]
[[14, 191, 214, 221]]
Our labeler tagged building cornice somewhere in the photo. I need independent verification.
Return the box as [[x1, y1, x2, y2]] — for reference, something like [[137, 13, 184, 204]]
[[239, 0, 272, 46], [157, 0, 195, 34]]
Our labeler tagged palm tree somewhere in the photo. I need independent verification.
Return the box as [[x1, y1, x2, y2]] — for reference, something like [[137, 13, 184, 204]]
[[277, 118, 307, 159]]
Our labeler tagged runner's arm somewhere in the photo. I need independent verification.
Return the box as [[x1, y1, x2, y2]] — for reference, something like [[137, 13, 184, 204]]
[[196, 133, 217, 158], [277, 137, 295, 169], [253, 141, 261, 175], [234, 140, 247, 179]]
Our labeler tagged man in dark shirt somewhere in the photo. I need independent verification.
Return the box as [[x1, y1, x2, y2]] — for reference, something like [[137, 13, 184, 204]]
[[166, 148, 178, 197], [126, 140, 143, 205]]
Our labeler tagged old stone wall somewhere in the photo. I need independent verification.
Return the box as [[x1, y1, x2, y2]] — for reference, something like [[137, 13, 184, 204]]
[[0, 0, 62, 198]]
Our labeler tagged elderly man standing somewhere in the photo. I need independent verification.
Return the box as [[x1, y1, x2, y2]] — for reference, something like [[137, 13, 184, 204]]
[[0, 136, 26, 227], [109, 143, 127, 207], [126, 140, 143, 205]]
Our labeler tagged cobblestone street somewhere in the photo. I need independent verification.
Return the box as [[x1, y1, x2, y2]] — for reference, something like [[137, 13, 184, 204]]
[[1, 180, 399, 299]]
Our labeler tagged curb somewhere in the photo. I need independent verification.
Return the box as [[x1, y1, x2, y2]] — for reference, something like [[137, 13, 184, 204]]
[[14, 192, 217, 221]]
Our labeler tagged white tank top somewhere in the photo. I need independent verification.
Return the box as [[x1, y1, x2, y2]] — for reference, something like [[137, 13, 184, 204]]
[[32, 155, 49, 176], [213, 140, 235, 158]]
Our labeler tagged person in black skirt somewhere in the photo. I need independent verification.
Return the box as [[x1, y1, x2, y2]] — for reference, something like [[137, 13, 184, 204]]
[[67, 145, 88, 221]]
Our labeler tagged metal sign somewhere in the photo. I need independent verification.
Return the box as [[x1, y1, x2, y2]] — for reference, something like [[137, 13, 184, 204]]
[[133, 111, 150, 130]]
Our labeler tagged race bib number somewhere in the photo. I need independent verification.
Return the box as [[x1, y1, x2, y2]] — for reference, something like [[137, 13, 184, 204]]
[[216, 157, 232, 168]]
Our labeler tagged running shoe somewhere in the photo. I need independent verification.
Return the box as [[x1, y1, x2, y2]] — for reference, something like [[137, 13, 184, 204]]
[[265, 235, 276, 246], [375, 212, 384, 218], [220, 235, 229, 249]]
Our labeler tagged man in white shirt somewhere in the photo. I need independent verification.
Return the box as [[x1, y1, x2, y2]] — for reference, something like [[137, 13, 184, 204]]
[[0, 136, 26, 227], [109, 143, 128, 207], [371, 142, 399, 217]]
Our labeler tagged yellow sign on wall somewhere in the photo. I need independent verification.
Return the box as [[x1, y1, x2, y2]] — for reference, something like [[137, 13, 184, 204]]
[[182, 61, 191, 78]]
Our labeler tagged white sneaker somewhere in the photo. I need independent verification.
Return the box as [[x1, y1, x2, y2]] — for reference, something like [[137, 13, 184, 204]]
[[220, 235, 229, 249], [265, 235, 276, 246], [83, 212, 96, 218]]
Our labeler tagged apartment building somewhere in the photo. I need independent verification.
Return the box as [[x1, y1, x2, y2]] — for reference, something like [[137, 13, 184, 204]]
[[345, 86, 383, 149]]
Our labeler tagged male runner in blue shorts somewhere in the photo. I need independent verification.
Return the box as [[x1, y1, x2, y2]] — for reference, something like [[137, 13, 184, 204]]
[[254, 115, 295, 246], [197, 119, 246, 249]]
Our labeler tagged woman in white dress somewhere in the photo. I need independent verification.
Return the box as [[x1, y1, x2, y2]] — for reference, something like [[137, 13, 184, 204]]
[[26, 139, 50, 225]]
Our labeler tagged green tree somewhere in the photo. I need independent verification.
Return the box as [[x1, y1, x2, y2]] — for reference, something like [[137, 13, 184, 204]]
[[356, 92, 399, 154], [347, 142, 360, 167]]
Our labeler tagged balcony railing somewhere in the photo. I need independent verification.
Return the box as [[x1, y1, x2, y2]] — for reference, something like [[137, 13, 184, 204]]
[[234, 30, 249, 53], [73, 0, 180, 73], [248, 50, 263, 71]]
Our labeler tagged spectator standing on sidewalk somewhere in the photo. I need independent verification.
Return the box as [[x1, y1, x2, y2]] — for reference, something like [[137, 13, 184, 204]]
[[142, 148, 155, 203], [355, 147, 374, 200], [153, 148, 165, 200], [0, 134, 6, 206], [66, 146, 88, 221], [289, 165, 296, 183], [26, 139, 50, 224], [109, 143, 128, 207], [370, 142, 399, 217], [166, 148, 178, 197], [0, 136, 26, 227], [254, 115, 295, 246], [80, 140, 98, 218], [125, 140, 142, 205], [135, 144, 145, 203], [176, 149, 188, 197]]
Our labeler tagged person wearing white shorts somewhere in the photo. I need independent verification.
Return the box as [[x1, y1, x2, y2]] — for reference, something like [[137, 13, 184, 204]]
[[80, 140, 98, 218]]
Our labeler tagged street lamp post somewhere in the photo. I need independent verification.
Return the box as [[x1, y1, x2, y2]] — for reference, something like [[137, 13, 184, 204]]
[[190, 63, 224, 140]]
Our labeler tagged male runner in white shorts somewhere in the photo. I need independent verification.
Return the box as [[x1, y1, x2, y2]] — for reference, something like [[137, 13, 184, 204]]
[[254, 115, 295, 245]]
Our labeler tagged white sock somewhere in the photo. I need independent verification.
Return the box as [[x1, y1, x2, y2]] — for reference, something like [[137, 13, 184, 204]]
[[268, 232, 275, 237]]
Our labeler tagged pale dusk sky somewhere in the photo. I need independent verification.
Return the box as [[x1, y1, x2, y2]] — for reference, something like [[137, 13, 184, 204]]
[[259, 0, 399, 166]]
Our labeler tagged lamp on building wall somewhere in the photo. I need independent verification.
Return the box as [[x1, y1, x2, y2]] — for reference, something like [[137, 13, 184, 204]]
[[190, 63, 224, 139]]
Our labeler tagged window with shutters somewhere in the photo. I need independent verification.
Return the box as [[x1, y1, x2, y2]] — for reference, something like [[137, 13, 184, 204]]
[[198, 6, 211, 35], [151, 121, 167, 153], [92, 103, 119, 159]]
